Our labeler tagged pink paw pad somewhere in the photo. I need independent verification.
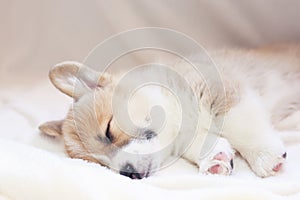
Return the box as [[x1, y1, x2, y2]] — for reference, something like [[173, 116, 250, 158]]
[[208, 152, 234, 174], [273, 163, 283, 172], [213, 152, 229, 161], [272, 152, 287, 172], [208, 164, 223, 174]]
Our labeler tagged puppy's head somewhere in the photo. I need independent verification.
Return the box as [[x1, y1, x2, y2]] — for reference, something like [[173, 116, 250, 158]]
[[39, 62, 161, 179]]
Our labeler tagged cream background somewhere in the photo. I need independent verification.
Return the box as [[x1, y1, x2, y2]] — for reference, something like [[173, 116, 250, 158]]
[[1, 0, 300, 87]]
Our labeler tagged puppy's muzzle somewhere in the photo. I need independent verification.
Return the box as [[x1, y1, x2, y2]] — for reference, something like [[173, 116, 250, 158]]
[[120, 163, 148, 179]]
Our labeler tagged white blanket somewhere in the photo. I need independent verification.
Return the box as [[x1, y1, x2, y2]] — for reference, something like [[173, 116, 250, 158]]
[[0, 81, 300, 200]]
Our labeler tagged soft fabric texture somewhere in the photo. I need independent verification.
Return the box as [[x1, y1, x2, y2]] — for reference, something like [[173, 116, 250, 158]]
[[0, 81, 300, 200]]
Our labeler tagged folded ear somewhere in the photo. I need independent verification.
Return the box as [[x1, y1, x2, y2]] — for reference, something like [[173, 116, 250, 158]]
[[49, 61, 111, 100], [39, 120, 63, 137]]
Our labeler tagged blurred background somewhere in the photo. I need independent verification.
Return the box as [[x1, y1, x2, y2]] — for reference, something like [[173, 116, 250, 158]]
[[1, 0, 300, 88]]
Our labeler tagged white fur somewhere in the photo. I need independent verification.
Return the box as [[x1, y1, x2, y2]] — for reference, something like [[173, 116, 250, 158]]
[[112, 46, 299, 177]]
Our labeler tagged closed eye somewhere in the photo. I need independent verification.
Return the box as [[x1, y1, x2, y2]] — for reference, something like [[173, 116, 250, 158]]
[[105, 117, 113, 142]]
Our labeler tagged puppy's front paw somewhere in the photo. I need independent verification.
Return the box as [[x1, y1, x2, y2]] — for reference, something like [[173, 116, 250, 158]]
[[246, 150, 287, 177], [198, 138, 235, 175]]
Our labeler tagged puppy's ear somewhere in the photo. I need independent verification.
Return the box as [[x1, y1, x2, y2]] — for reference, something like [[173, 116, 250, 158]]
[[49, 61, 111, 100], [39, 120, 63, 137]]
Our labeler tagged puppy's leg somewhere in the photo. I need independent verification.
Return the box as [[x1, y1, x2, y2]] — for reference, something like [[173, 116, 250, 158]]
[[223, 90, 287, 177], [197, 137, 235, 175]]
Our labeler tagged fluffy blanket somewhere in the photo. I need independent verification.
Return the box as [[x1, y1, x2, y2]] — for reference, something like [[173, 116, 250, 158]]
[[0, 81, 300, 200]]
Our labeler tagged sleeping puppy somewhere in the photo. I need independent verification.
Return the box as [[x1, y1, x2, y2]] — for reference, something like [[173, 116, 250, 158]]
[[39, 45, 300, 179]]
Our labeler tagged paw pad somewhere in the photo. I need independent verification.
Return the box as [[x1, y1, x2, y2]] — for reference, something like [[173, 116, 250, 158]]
[[272, 163, 283, 172], [213, 152, 229, 161], [208, 164, 222, 174], [201, 151, 234, 175], [272, 152, 287, 172]]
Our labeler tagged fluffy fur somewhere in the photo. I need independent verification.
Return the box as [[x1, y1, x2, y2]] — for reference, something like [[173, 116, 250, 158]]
[[39, 44, 300, 178]]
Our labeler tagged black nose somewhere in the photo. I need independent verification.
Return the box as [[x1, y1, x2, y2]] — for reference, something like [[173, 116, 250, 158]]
[[144, 129, 157, 140], [120, 164, 144, 179]]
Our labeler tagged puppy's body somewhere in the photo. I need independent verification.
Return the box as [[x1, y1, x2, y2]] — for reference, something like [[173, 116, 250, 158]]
[[40, 44, 300, 178]]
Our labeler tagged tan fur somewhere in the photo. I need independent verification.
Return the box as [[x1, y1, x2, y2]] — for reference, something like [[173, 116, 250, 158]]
[[61, 89, 132, 165]]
